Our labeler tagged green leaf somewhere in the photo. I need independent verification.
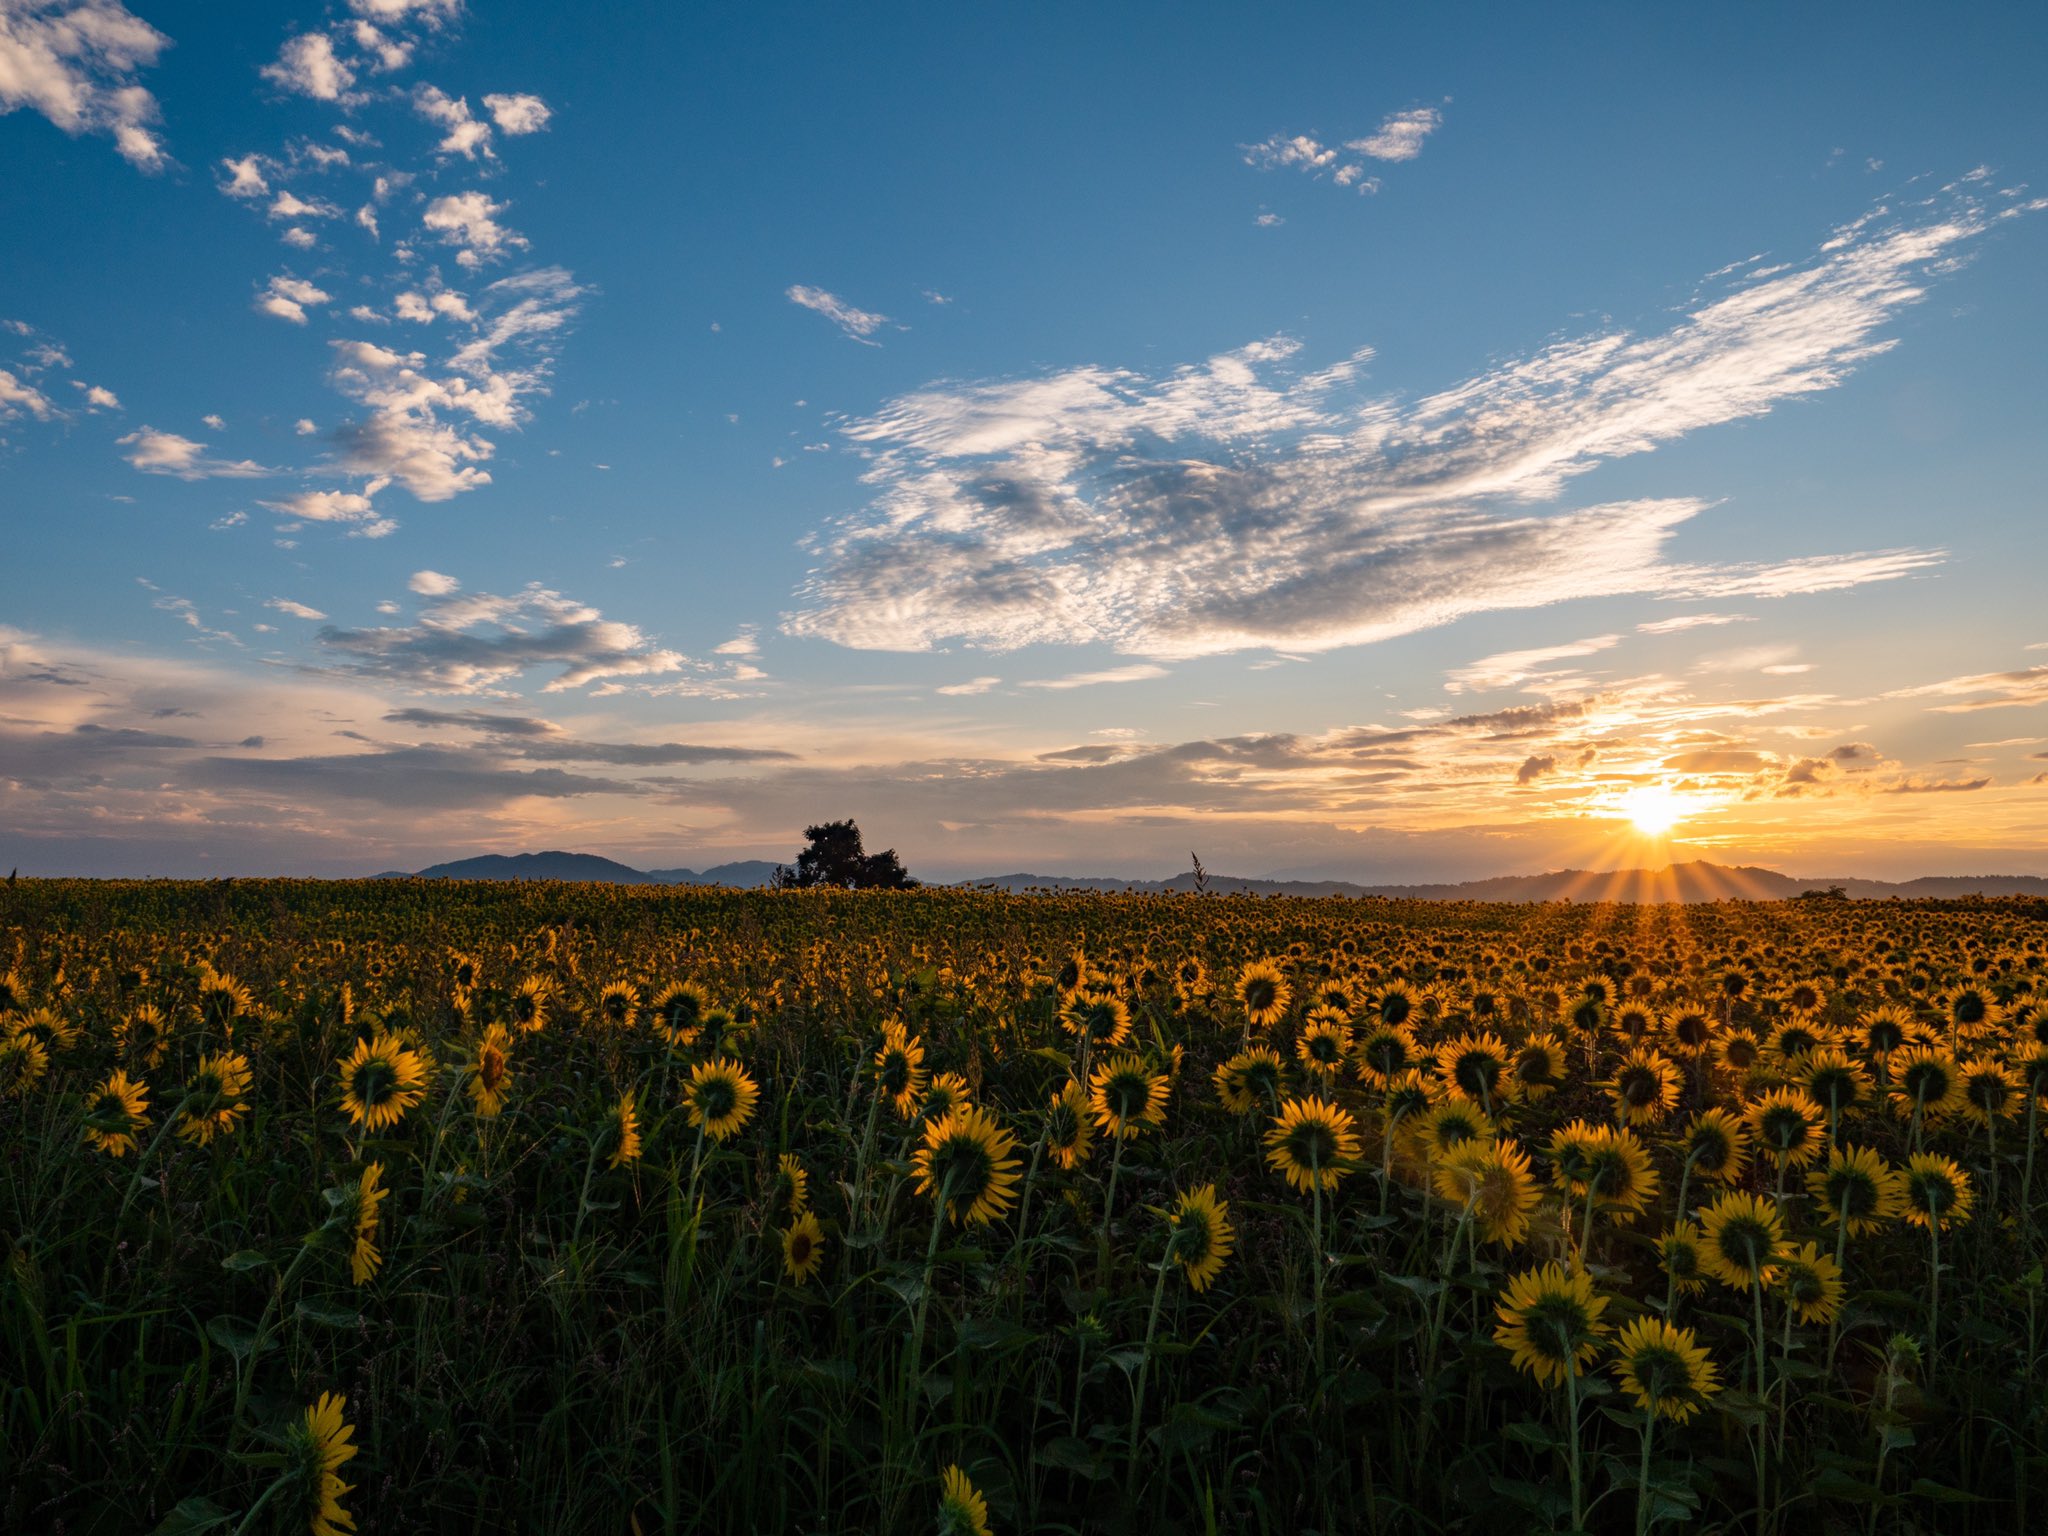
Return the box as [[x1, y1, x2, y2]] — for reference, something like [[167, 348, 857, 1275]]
[[293, 1299, 362, 1329], [150, 1497, 234, 1534], [1908, 1479, 1985, 1504], [1036, 1436, 1105, 1478], [219, 1249, 271, 1273], [203, 1315, 261, 1362], [1504, 1419, 1565, 1451]]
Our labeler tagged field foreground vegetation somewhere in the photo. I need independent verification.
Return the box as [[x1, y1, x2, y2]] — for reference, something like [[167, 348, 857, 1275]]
[[4, 879, 2047, 1534]]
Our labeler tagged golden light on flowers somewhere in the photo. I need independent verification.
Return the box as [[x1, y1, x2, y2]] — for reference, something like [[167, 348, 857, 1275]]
[[1234, 959, 1291, 1030], [351, 1162, 387, 1285], [1355, 1022, 1420, 1090], [1264, 1096, 1361, 1193], [0, 1031, 52, 1097], [1609, 1046, 1681, 1127], [1776, 1241, 1845, 1326], [1493, 1263, 1611, 1387], [650, 980, 710, 1047], [1901, 1152, 1974, 1230], [1166, 1183, 1235, 1291], [1436, 1031, 1510, 1108], [508, 974, 552, 1033], [912, 1105, 1023, 1226], [1893, 1046, 1964, 1120], [1043, 1079, 1092, 1169], [178, 1050, 253, 1145], [937, 1464, 993, 1536], [336, 1033, 428, 1133], [1060, 991, 1133, 1051], [684, 1056, 760, 1142], [875, 1022, 929, 1120], [777, 1152, 809, 1214], [781, 1209, 826, 1285], [1610, 1317, 1719, 1422], [1808, 1144, 1904, 1236], [1745, 1087, 1827, 1169], [1432, 1138, 1540, 1248], [468, 1024, 512, 1118], [1678, 1106, 1752, 1185], [1296, 1015, 1352, 1079], [1088, 1053, 1169, 1140], [81, 1069, 149, 1155], [290, 1392, 359, 1536], [1213, 1044, 1284, 1116], [606, 1091, 642, 1169], [1699, 1191, 1784, 1289], [1659, 1221, 1708, 1295]]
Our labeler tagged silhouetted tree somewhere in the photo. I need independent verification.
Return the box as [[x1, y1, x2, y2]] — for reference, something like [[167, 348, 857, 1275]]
[[772, 819, 919, 890]]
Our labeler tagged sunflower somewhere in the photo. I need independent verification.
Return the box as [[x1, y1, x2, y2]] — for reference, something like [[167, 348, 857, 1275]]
[[1776, 1241, 1844, 1326], [937, 1464, 993, 1536], [1769, 1019, 1832, 1065], [1855, 1003, 1919, 1060], [1900, 1153, 1974, 1231], [923, 1071, 973, 1123], [448, 949, 481, 992], [649, 981, 710, 1048], [1957, 1054, 2023, 1124], [1493, 1263, 1611, 1387], [595, 980, 640, 1030], [335, 1034, 428, 1133], [1296, 1016, 1352, 1080], [1745, 1087, 1827, 1169], [1715, 1028, 1765, 1075], [1264, 1097, 1362, 1194], [1213, 1045, 1285, 1116], [1610, 1317, 1720, 1423], [1382, 1068, 1441, 1129], [782, 1210, 826, 1285], [1893, 1045, 1964, 1120], [197, 970, 253, 1033], [179, 1050, 253, 1145], [81, 1069, 149, 1156], [1432, 1138, 1540, 1248], [1578, 1124, 1660, 1218], [1171, 955, 1209, 1008], [0, 968, 23, 1017], [1508, 1033, 1567, 1102], [1235, 960, 1292, 1030], [1089, 1054, 1169, 1140], [1609, 1047, 1681, 1127], [606, 1091, 642, 1169], [11, 1005, 78, 1052], [1437, 1031, 1511, 1108], [350, 1162, 387, 1285], [1663, 1007, 1717, 1056], [1412, 1098, 1494, 1161], [1166, 1184, 1235, 1291], [0, 1031, 51, 1098], [1944, 984, 2003, 1036], [1053, 948, 1090, 1001], [468, 1024, 512, 1118], [1037, 1079, 1092, 1170], [1698, 1191, 1784, 1290], [128, 1001, 173, 1068], [1060, 992, 1133, 1051], [685, 1057, 760, 1142], [1374, 979, 1420, 1030], [776, 1152, 809, 1214], [913, 1105, 1023, 1226], [1808, 1144, 1904, 1236], [1797, 1048, 1871, 1121], [288, 1392, 359, 1536], [508, 974, 552, 1034], [1678, 1107, 1751, 1185], [1658, 1221, 1708, 1295], [875, 1022, 929, 1120], [1355, 1022, 1421, 1090]]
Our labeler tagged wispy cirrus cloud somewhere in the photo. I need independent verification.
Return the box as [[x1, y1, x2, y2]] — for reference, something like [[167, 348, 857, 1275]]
[[787, 284, 891, 342], [0, 0, 170, 169], [788, 181, 2022, 661]]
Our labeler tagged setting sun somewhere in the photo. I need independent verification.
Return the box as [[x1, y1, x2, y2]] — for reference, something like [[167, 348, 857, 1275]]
[[1619, 783, 1687, 837]]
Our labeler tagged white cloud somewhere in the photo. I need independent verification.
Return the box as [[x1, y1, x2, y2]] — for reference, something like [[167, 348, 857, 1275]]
[[787, 284, 890, 342], [0, 366, 58, 420], [201, 412, 224, 429], [422, 190, 523, 264], [408, 569, 459, 595], [1446, 634, 1620, 693], [265, 597, 328, 621], [936, 675, 1001, 696], [261, 32, 355, 103], [1636, 611, 1751, 634], [348, 0, 462, 21], [1020, 664, 1171, 690], [74, 381, 119, 409], [1255, 212, 1284, 227], [482, 91, 549, 134], [254, 273, 332, 324], [1347, 106, 1443, 162], [118, 426, 271, 479], [256, 489, 394, 537], [0, 0, 170, 169], [268, 190, 338, 221], [219, 154, 269, 197], [294, 417, 317, 434], [1240, 133, 1338, 172], [789, 185, 2001, 658], [414, 84, 491, 158], [349, 20, 410, 72], [314, 582, 687, 694]]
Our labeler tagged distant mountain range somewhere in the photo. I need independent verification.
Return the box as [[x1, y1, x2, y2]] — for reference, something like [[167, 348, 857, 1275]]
[[375, 851, 2048, 902]]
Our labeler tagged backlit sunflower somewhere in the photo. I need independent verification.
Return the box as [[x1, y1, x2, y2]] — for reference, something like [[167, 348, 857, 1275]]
[[1698, 1191, 1783, 1290], [468, 1024, 511, 1118], [1807, 1144, 1904, 1236], [1166, 1183, 1235, 1291], [179, 1050, 253, 1145], [595, 980, 640, 1030], [1235, 959, 1292, 1030], [1214, 1045, 1286, 1116], [336, 1034, 428, 1133], [1296, 1016, 1352, 1080], [449, 949, 480, 992], [1355, 1022, 1421, 1090], [1609, 1047, 1682, 1127], [606, 1091, 642, 1169], [1957, 1054, 2022, 1124], [1412, 1098, 1495, 1161], [776, 1152, 809, 1214], [937, 1464, 993, 1536], [1089, 1054, 1169, 1140], [1044, 1080, 1093, 1170], [782, 1210, 826, 1285], [1658, 1221, 1708, 1295], [1432, 1138, 1539, 1248], [0, 968, 23, 1017], [1745, 1087, 1827, 1169], [0, 1031, 51, 1097], [1060, 992, 1133, 1051], [1436, 1031, 1511, 1108], [875, 1022, 929, 1120], [12, 1005, 78, 1052], [81, 1069, 149, 1156], [1663, 1008, 1716, 1056], [1855, 1003, 1919, 1061], [912, 1105, 1023, 1226], [1374, 979, 1420, 1030], [128, 1001, 172, 1068], [1776, 1241, 1844, 1326], [508, 974, 552, 1034], [649, 981, 710, 1047], [1893, 1046, 1965, 1121], [197, 970, 253, 1033], [288, 1392, 359, 1536], [923, 1071, 973, 1123], [1381, 1068, 1441, 1129], [1901, 1152, 1974, 1231], [1678, 1106, 1752, 1185], [685, 1057, 760, 1142], [1508, 1033, 1566, 1101], [1797, 1048, 1871, 1122], [1610, 1317, 1719, 1422], [1493, 1263, 1610, 1387], [1264, 1096, 1362, 1194], [350, 1162, 387, 1285]]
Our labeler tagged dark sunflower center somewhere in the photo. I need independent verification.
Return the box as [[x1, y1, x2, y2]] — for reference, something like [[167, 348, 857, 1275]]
[[697, 1080, 737, 1120], [354, 1060, 398, 1105]]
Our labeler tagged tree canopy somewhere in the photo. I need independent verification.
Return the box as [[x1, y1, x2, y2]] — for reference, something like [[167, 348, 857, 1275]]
[[771, 819, 919, 890]]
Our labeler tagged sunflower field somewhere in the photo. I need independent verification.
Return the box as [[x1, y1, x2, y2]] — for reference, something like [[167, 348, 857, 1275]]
[[3, 879, 2047, 1534]]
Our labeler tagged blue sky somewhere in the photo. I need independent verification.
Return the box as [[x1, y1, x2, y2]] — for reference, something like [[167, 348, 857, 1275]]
[[3, 0, 2045, 880]]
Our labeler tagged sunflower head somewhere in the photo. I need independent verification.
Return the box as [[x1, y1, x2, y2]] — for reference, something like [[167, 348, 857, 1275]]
[[782, 1210, 826, 1285], [335, 1033, 428, 1133], [1807, 1144, 1904, 1237], [650, 981, 710, 1047], [1297, 1017, 1352, 1078], [1901, 1152, 1974, 1231], [1699, 1191, 1784, 1290], [875, 1022, 929, 1119], [287, 1392, 358, 1536], [1680, 1106, 1752, 1185], [595, 980, 640, 1029], [82, 1069, 150, 1156], [1060, 992, 1132, 1050], [1776, 1241, 1844, 1326], [1088, 1053, 1168, 1140], [1508, 1033, 1566, 1101], [1166, 1184, 1235, 1292], [1235, 960, 1292, 1030], [1043, 1080, 1092, 1170], [179, 1050, 253, 1145], [606, 1091, 642, 1169], [912, 1105, 1023, 1226], [1264, 1096, 1362, 1194], [1609, 1047, 1681, 1128], [468, 1024, 512, 1118], [776, 1152, 809, 1214], [937, 1464, 992, 1536], [685, 1057, 760, 1143], [1610, 1317, 1719, 1422], [349, 1162, 387, 1286], [508, 974, 552, 1033], [1432, 1138, 1539, 1248], [1658, 1221, 1707, 1295], [1745, 1087, 1827, 1169], [1493, 1263, 1610, 1388]]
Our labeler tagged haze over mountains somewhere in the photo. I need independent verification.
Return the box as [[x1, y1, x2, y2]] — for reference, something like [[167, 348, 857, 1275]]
[[384, 851, 2048, 902]]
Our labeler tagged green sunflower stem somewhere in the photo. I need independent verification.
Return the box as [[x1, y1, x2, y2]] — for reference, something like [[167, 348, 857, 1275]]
[[1311, 1152, 1328, 1383], [906, 1187, 950, 1417], [570, 1133, 603, 1250], [1125, 1254, 1171, 1499], [1927, 1219, 1941, 1368], [2022, 1094, 2039, 1238], [1826, 1217, 1851, 1370], [1635, 1411, 1655, 1536], [1103, 1132, 1126, 1235], [1010, 1129, 1046, 1312], [685, 1122, 708, 1210], [1564, 1355, 1585, 1533]]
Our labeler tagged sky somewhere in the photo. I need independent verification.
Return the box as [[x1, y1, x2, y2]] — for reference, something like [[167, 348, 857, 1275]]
[[2, 0, 2046, 883]]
